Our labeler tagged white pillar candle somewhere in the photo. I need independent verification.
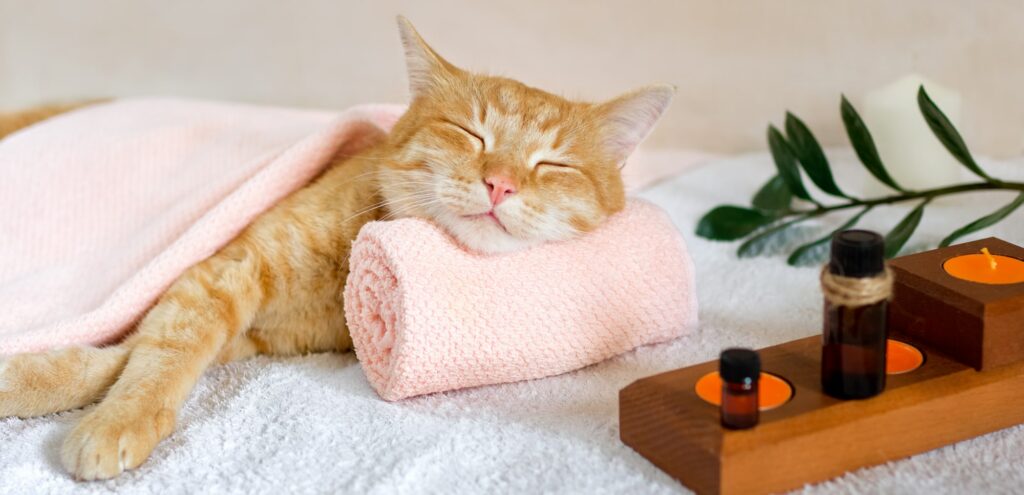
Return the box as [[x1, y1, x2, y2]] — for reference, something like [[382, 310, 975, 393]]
[[860, 74, 963, 194]]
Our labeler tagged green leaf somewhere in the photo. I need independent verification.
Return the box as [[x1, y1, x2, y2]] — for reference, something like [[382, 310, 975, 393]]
[[696, 205, 775, 241], [737, 214, 818, 258], [841, 95, 906, 192], [918, 86, 993, 181], [767, 126, 815, 203], [736, 221, 793, 258], [786, 207, 873, 266], [939, 192, 1024, 247], [884, 199, 929, 258], [785, 112, 848, 198], [751, 175, 793, 213]]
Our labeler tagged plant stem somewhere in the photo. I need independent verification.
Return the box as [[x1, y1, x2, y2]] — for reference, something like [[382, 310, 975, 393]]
[[788, 181, 1024, 217]]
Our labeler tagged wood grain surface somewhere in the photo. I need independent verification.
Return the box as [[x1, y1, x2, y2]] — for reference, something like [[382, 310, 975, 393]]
[[621, 334, 1024, 494]]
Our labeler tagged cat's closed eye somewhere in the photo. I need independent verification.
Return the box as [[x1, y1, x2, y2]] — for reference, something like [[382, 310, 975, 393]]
[[441, 120, 485, 149], [537, 161, 576, 170]]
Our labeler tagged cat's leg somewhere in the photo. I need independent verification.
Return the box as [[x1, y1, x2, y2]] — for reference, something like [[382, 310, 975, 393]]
[[0, 312, 268, 421], [60, 248, 266, 480], [214, 333, 269, 364], [0, 343, 132, 417]]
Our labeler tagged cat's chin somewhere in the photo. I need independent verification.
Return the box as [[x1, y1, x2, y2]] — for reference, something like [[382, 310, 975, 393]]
[[439, 214, 540, 255]]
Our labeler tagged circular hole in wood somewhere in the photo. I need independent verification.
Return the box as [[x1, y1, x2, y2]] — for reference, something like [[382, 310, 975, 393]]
[[887, 339, 925, 374], [694, 371, 793, 411]]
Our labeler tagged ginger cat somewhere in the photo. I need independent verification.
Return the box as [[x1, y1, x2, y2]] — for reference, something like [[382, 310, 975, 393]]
[[0, 17, 673, 480]]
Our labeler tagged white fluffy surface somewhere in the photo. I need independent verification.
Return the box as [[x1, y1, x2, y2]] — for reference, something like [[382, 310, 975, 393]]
[[2, 150, 1023, 494]]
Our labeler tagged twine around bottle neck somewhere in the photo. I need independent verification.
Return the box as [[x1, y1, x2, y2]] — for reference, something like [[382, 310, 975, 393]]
[[819, 265, 893, 308]]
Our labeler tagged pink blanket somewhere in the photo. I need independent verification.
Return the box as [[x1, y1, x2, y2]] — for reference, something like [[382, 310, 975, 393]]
[[344, 199, 698, 401], [0, 98, 699, 362], [0, 98, 404, 355]]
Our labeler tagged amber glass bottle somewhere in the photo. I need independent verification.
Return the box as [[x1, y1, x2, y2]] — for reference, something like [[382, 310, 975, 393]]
[[821, 230, 888, 400], [720, 348, 760, 429]]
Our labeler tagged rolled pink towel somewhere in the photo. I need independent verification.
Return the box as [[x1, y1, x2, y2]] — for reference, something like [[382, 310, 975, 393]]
[[344, 199, 698, 401]]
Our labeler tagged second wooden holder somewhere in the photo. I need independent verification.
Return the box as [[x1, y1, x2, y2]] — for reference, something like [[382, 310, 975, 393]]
[[620, 335, 1024, 495], [889, 237, 1024, 370]]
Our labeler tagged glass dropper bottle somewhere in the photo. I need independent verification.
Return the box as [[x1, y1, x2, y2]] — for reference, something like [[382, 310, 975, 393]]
[[720, 348, 760, 429], [820, 230, 890, 400]]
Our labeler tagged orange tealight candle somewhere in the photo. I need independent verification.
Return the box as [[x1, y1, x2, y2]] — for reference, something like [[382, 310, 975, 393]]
[[943, 248, 1024, 285], [695, 371, 793, 411], [886, 340, 925, 374]]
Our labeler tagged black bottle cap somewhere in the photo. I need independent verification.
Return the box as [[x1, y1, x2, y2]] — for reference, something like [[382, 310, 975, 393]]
[[719, 348, 761, 383], [829, 229, 885, 278]]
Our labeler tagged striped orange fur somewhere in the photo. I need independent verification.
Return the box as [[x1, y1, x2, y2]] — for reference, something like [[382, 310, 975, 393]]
[[0, 17, 673, 480]]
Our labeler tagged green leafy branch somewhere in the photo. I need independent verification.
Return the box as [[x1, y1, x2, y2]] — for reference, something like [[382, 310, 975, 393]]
[[696, 86, 1024, 266]]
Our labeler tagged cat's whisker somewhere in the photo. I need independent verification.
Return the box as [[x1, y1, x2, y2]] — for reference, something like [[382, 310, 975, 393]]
[[381, 195, 441, 213], [341, 192, 436, 224], [389, 179, 433, 187], [342, 204, 405, 225], [342, 202, 388, 223], [345, 191, 431, 214], [379, 198, 444, 221], [377, 180, 439, 187]]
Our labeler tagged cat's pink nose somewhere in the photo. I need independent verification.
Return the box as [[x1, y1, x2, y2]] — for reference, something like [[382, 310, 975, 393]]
[[484, 175, 517, 206]]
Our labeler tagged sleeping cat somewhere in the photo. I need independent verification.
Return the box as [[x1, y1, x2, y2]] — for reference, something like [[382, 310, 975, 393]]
[[0, 17, 672, 480]]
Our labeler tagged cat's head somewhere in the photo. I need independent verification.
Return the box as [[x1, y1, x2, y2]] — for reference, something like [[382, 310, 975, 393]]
[[378, 17, 673, 254]]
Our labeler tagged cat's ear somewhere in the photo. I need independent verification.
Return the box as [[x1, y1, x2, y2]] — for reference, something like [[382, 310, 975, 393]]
[[597, 84, 675, 163], [396, 16, 458, 99]]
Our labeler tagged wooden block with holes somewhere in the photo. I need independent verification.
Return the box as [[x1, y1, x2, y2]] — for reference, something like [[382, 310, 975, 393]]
[[889, 237, 1024, 370], [619, 335, 1024, 495]]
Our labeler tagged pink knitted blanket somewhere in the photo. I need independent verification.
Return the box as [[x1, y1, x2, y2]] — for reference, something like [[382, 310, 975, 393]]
[[344, 199, 698, 401], [0, 99, 404, 355]]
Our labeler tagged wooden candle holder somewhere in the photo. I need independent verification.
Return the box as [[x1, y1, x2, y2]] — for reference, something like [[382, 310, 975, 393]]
[[889, 237, 1024, 370], [620, 335, 1024, 495]]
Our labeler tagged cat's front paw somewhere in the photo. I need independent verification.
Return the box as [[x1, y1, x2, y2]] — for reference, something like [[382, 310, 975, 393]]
[[61, 403, 176, 480], [0, 347, 126, 418]]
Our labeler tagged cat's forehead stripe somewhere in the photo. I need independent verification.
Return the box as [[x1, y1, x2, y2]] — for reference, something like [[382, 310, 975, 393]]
[[463, 91, 576, 160]]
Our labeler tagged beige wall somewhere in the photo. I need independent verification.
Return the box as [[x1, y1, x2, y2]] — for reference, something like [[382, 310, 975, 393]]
[[2, 0, 1021, 157]]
